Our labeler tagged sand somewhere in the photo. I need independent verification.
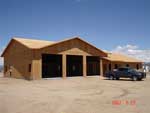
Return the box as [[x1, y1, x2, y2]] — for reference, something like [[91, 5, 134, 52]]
[[0, 73, 150, 113]]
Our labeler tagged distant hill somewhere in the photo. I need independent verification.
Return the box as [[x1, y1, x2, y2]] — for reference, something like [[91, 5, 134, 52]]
[[144, 62, 150, 66], [143, 62, 150, 67]]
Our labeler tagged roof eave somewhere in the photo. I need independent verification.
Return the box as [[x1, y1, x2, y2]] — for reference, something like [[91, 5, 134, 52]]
[[1, 38, 33, 57], [1, 38, 14, 57]]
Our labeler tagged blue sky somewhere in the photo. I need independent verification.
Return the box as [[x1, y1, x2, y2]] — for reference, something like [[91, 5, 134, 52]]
[[0, 0, 150, 64]]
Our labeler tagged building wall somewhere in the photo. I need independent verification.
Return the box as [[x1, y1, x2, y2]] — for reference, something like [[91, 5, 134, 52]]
[[31, 39, 104, 79], [3, 39, 105, 80], [41, 39, 103, 56], [4, 40, 33, 79]]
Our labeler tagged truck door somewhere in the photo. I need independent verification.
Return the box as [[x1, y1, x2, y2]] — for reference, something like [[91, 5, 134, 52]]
[[118, 68, 124, 77], [122, 68, 129, 78]]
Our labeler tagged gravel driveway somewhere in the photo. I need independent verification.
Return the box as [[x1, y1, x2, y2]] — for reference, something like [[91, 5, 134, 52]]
[[0, 73, 150, 113]]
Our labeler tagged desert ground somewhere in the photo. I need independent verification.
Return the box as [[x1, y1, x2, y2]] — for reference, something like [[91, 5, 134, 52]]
[[0, 73, 150, 113]]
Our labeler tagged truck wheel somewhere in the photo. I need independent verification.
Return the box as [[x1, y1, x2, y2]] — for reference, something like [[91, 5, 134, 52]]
[[138, 78, 142, 81], [132, 76, 138, 81], [109, 75, 114, 80], [116, 77, 120, 80]]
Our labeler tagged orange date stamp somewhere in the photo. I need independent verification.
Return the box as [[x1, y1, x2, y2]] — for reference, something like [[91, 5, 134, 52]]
[[112, 99, 136, 106]]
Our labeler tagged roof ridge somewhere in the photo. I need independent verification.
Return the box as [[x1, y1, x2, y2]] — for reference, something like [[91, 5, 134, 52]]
[[13, 37, 55, 43]]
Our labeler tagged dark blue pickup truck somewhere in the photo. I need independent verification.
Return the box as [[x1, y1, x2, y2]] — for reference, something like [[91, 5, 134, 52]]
[[105, 67, 146, 81]]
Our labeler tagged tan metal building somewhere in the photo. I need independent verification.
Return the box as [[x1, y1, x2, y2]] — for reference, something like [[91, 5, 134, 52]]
[[1, 37, 143, 80], [1, 37, 107, 79]]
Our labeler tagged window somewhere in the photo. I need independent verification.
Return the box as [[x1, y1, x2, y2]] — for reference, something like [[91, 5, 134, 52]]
[[137, 64, 139, 70], [109, 64, 111, 71], [119, 68, 128, 71], [118, 68, 124, 71], [28, 64, 32, 72], [115, 64, 118, 69]]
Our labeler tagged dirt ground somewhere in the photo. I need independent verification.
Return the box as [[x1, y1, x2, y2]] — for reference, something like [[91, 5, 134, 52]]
[[0, 73, 150, 113]]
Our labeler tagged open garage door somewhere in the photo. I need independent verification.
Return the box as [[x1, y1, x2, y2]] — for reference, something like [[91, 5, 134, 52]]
[[42, 54, 62, 78], [67, 55, 83, 77], [87, 56, 100, 76]]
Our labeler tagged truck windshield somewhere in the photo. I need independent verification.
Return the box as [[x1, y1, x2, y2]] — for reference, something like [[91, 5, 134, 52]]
[[128, 69, 136, 72]]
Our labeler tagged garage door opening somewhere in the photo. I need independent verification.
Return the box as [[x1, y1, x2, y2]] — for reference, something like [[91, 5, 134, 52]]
[[87, 56, 100, 76], [67, 55, 83, 77], [42, 54, 62, 78]]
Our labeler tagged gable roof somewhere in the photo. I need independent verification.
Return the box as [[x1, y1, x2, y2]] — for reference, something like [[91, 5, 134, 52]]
[[1, 36, 107, 57], [41, 37, 107, 56], [13, 37, 56, 49], [103, 52, 143, 63]]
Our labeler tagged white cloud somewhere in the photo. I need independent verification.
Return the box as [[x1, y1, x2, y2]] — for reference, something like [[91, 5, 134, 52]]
[[112, 44, 150, 62]]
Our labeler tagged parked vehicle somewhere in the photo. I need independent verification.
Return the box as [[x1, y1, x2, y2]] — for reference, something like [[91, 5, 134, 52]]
[[105, 67, 146, 81]]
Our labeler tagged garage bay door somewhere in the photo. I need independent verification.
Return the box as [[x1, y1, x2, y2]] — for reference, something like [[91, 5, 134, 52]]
[[87, 56, 100, 76], [42, 54, 62, 78], [67, 55, 83, 77]]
